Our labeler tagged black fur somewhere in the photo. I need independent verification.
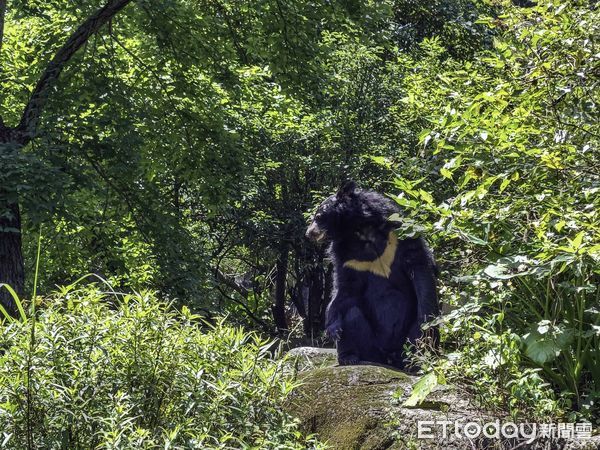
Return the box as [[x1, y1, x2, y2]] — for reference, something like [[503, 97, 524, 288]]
[[306, 181, 440, 369]]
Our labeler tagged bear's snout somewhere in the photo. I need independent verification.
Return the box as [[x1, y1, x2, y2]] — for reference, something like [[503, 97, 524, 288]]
[[306, 222, 326, 242]]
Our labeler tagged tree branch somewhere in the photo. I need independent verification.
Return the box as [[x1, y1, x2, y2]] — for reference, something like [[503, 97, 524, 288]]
[[215, 284, 272, 332], [17, 0, 134, 140], [215, 269, 251, 298]]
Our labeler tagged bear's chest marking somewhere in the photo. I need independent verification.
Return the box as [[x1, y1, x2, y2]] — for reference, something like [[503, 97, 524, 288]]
[[343, 231, 398, 278]]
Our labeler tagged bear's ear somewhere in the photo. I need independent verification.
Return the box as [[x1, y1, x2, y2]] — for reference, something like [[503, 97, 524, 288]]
[[336, 180, 357, 199]]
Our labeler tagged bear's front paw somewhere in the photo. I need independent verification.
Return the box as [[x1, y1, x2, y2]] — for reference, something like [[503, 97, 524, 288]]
[[339, 356, 360, 366], [326, 321, 342, 341]]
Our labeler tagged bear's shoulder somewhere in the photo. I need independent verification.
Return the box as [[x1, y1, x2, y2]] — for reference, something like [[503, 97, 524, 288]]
[[396, 236, 437, 270]]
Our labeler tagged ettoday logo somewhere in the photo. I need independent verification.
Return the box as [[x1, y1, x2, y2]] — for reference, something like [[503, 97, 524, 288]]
[[417, 420, 593, 443]]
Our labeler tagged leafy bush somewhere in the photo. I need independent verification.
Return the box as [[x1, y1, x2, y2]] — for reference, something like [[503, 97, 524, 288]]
[[392, 1, 599, 422], [0, 285, 320, 449], [428, 292, 567, 421]]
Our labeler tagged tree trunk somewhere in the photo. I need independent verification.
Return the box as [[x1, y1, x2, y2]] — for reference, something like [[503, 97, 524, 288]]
[[0, 0, 7, 53], [272, 244, 289, 333], [305, 267, 321, 339], [0, 123, 25, 317], [323, 265, 332, 327], [0, 0, 134, 316], [0, 198, 24, 317], [305, 255, 324, 341]]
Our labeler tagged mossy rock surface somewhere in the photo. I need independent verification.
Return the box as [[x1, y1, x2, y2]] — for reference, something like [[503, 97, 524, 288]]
[[285, 347, 600, 450]]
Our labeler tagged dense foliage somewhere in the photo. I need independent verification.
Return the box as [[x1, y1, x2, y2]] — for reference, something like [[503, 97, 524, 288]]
[[1, 0, 491, 323], [393, 2, 599, 422], [0, 0, 598, 436], [0, 285, 319, 449]]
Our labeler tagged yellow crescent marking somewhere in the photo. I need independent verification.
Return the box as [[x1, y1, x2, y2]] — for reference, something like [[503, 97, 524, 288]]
[[343, 231, 398, 278]]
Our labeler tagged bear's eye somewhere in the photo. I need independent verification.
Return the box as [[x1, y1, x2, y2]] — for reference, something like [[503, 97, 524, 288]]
[[315, 213, 322, 220]]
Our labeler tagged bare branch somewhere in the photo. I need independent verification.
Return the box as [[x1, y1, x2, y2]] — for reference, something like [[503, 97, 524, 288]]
[[215, 269, 251, 298], [17, 0, 134, 139]]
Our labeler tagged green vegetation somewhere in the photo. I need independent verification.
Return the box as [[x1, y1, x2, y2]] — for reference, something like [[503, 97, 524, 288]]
[[0, 284, 320, 448], [397, 2, 599, 422], [0, 0, 598, 445]]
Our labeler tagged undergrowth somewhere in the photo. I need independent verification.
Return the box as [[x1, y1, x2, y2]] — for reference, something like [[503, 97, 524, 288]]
[[0, 283, 321, 449]]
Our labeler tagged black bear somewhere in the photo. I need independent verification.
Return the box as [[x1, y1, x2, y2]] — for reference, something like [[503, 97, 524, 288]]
[[306, 181, 440, 369]]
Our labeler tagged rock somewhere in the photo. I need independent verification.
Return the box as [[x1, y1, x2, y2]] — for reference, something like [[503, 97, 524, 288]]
[[285, 347, 600, 450], [286, 346, 338, 371]]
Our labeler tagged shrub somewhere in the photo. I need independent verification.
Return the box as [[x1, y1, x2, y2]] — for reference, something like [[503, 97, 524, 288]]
[[391, 1, 599, 422], [0, 285, 320, 449]]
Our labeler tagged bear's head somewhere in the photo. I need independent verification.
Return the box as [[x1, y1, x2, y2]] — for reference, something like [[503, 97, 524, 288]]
[[306, 181, 399, 242]]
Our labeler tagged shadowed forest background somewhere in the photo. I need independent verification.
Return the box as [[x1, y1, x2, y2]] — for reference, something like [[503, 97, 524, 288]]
[[0, 0, 598, 447]]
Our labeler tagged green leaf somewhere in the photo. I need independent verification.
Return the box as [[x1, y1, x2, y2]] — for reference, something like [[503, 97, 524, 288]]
[[460, 232, 488, 246], [0, 284, 27, 322], [571, 231, 584, 250], [523, 325, 574, 365], [403, 372, 439, 407], [440, 167, 453, 180], [524, 333, 558, 364], [419, 189, 434, 204]]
